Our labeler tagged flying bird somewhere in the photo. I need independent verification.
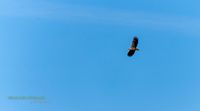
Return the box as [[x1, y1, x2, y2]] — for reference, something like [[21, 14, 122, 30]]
[[127, 36, 139, 57]]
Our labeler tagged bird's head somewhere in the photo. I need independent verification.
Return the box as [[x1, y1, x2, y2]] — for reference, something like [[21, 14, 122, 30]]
[[128, 48, 139, 51]]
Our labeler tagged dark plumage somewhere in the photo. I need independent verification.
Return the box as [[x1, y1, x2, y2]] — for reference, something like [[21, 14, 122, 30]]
[[127, 36, 139, 57]]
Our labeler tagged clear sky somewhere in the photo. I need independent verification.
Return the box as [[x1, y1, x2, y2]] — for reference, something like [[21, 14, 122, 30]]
[[0, 0, 200, 111]]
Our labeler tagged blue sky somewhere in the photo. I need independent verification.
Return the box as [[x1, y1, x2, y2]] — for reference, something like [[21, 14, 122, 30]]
[[0, 0, 200, 111]]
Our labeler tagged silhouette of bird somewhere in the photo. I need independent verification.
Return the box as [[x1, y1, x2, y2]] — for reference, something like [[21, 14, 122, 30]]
[[127, 36, 139, 57]]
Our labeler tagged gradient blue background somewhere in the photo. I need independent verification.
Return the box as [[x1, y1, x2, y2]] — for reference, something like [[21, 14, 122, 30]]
[[0, 0, 200, 111]]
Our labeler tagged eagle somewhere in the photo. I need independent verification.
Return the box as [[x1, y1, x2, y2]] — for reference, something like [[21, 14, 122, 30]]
[[127, 36, 139, 57]]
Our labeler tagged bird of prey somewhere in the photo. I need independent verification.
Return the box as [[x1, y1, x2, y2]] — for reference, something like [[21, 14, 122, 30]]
[[127, 36, 139, 57]]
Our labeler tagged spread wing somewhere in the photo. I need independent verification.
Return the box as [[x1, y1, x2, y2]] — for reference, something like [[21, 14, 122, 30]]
[[128, 50, 135, 56], [131, 37, 138, 48]]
